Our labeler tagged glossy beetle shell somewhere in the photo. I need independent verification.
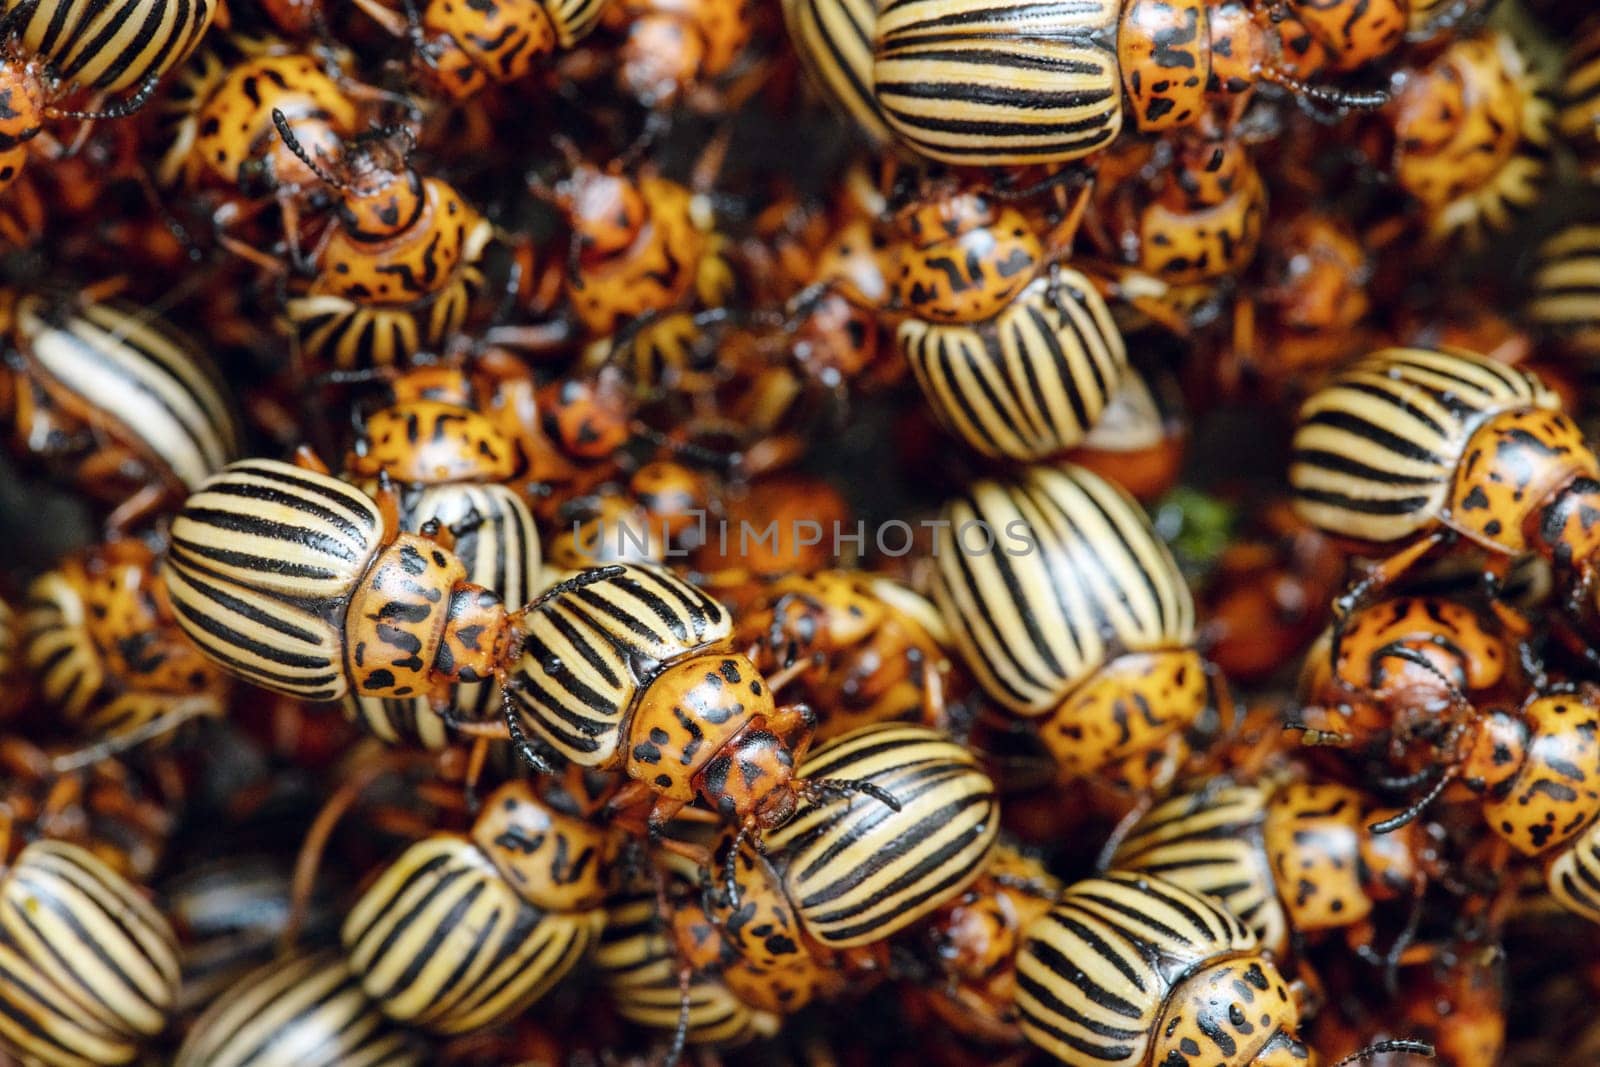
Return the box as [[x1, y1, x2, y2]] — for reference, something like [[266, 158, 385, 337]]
[[341, 835, 604, 1034], [506, 562, 734, 767], [1016, 872, 1307, 1067], [2, 0, 220, 93], [174, 950, 429, 1067], [164, 459, 384, 702], [900, 272, 1128, 461], [1290, 347, 1563, 545], [1111, 782, 1289, 956], [781, 0, 894, 143], [760, 723, 999, 947], [0, 841, 181, 1067], [931, 463, 1194, 716], [1526, 224, 1600, 357], [4, 292, 242, 505], [872, 0, 1122, 166]]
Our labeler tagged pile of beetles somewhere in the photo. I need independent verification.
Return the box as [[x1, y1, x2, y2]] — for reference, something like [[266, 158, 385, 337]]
[[8, 0, 1600, 1063]]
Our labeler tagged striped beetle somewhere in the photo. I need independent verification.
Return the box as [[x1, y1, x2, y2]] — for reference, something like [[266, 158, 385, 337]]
[[1288, 348, 1600, 636], [619, 725, 998, 1050], [1525, 223, 1600, 358], [0, 834, 181, 1067], [174, 949, 429, 1067], [868, 0, 1395, 166], [162, 461, 888, 840], [886, 180, 1129, 463], [1112, 779, 1438, 963], [0, 0, 220, 191], [898, 267, 1129, 462], [931, 463, 1214, 793], [21, 538, 230, 766], [599, 883, 781, 1049], [0, 288, 242, 532], [341, 364, 544, 748], [340, 778, 615, 1034], [162, 455, 513, 708], [781, 0, 893, 145], [1015, 872, 1433, 1067], [274, 113, 494, 374], [1558, 19, 1600, 182]]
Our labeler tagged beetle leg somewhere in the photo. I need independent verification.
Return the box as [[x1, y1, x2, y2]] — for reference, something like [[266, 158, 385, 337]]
[[101, 481, 168, 537], [282, 749, 424, 951], [1329, 530, 1451, 664], [291, 445, 333, 475], [919, 655, 948, 733], [1093, 793, 1153, 874], [664, 963, 693, 1067]]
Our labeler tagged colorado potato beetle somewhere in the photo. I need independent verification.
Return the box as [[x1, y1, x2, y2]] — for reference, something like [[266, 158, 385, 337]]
[[1113, 778, 1439, 963], [173, 949, 429, 1067], [351, 0, 611, 101], [162, 455, 515, 707], [780, 0, 893, 144], [21, 538, 230, 764], [738, 571, 961, 741], [1016, 872, 1432, 1067], [1288, 348, 1600, 632], [1525, 223, 1600, 358], [899, 270, 1128, 462], [0, 288, 243, 531], [0, 836, 181, 1067], [157, 34, 364, 275], [275, 113, 494, 373], [598, 884, 781, 1049], [931, 463, 1211, 792], [341, 778, 615, 1034], [869, 0, 1395, 166], [905, 842, 1061, 1045], [341, 367, 544, 747], [639, 725, 999, 1043], [1293, 595, 1527, 768], [1087, 132, 1269, 325], [0, 0, 220, 192], [516, 142, 720, 348], [505, 562, 894, 836]]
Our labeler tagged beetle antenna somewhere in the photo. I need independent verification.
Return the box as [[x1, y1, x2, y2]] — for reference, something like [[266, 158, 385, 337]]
[[1369, 763, 1459, 834], [47, 72, 160, 121], [723, 820, 756, 907], [799, 778, 902, 812], [521, 563, 629, 613], [665, 965, 692, 1067], [272, 108, 346, 189], [501, 685, 558, 775], [1329, 1039, 1434, 1066], [1259, 67, 1390, 113]]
